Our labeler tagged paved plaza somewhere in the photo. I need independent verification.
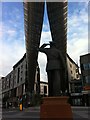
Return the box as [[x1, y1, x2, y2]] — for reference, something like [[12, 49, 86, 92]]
[[1, 106, 89, 120], [72, 106, 89, 120]]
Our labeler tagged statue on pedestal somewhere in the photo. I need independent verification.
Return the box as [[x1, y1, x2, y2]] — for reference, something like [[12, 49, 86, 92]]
[[38, 41, 67, 96]]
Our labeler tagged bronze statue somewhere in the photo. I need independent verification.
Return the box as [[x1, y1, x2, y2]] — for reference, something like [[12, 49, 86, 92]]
[[38, 41, 67, 96]]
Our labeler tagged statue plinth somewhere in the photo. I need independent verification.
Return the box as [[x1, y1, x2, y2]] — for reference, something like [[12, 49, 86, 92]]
[[40, 96, 73, 120]]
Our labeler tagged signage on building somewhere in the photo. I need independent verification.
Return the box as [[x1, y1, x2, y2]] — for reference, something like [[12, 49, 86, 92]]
[[83, 86, 90, 90], [71, 93, 82, 96], [82, 90, 90, 94]]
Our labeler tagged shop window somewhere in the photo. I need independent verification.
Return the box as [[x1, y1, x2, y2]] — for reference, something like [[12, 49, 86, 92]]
[[74, 99, 81, 106]]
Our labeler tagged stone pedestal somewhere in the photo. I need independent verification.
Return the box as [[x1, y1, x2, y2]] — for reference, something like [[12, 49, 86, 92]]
[[40, 96, 73, 120]]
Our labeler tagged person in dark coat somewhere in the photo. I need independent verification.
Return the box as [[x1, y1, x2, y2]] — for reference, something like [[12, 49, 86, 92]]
[[38, 41, 67, 96]]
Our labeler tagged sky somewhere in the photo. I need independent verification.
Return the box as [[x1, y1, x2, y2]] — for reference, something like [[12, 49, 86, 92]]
[[0, 0, 89, 82]]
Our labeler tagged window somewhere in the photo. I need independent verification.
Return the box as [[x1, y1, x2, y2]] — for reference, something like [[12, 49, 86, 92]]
[[70, 64, 72, 68], [83, 63, 89, 70], [25, 63, 27, 69], [21, 71, 23, 76], [89, 63, 90, 69], [76, 74, 79, 79], [17, 68, 20, 83], [25, 70, 27, 76], [44, 86, 47, 94], [21, 77, 22, 81], [76, 68, 78, 73], [21, 65, 23, 69], [9, 78, 10, 88], [6, 78, 9, 88], [85, 76, 90, 84], [81, 64, 84, 70]]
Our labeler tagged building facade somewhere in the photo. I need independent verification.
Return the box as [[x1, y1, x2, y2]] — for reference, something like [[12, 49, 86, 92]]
[[3, 53, 90, 106], [69, 79, 83, 106], [67, 54, 80, 92], [80, 53, 90, 106], [67, 54, 80, 82], [2, 54, 48, 108], [40, 81, 48, 97], [23, 1, 68, 94], [2, 71, 14, 108], [67, 54, 83, 106]]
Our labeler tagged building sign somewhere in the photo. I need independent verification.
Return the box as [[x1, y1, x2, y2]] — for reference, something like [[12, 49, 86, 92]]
[[71, 93, 82, 96], [83, 86, 90, 90], [82, 90, 90, 94]]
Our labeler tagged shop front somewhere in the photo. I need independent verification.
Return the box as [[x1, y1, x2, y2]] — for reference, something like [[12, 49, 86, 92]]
[[70, 93, 83, 106], [82, 90, 90, 106]]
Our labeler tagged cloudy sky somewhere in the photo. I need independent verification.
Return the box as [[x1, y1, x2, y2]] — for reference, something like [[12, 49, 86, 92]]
[[0, 1, 89, 82]]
